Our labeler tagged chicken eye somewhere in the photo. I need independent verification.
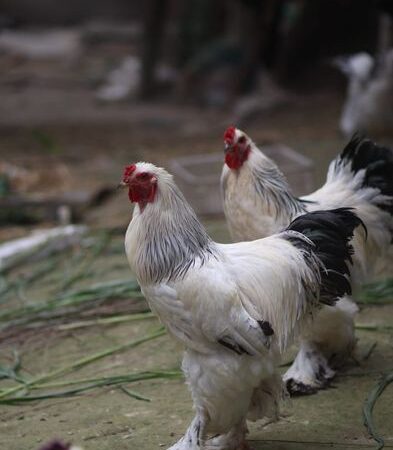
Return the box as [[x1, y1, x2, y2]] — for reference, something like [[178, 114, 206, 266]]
[[238, 136, 246, 144], [138, 172, 150, 180]]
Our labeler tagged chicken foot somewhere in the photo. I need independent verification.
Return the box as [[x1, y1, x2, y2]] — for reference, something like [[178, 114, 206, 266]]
[[284, 296, 358, 395], [167, 416, 249, 450]]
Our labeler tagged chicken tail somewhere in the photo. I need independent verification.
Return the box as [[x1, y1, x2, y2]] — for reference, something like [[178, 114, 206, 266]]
[[284, 208, 365, 306], [334, 134, 393, 217]]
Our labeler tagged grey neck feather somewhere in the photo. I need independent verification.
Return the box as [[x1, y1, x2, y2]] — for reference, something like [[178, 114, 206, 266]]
[[133, 182, 217, 284], [250, 154, 306, 221]]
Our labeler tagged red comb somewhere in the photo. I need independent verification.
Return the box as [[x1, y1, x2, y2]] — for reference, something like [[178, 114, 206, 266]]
[[224, 126, 236, 144], [123, 164, 136, 181]]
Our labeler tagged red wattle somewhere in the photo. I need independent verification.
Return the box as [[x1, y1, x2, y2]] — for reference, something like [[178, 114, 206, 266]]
[[128, 183, 157, 207], [225, 152, 241, 169], [128, 188, 138, 203], [225, 146, 250, 170]]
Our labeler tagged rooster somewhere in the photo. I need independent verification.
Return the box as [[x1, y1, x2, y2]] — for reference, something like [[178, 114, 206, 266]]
[[121, 161, 361, 450], [221, 127, 393, 394]]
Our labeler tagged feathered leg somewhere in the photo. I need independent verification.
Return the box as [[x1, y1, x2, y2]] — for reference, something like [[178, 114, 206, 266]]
[[168, 416, 249, 450], [284, 296, 358, 395], [167, 349, 265, 450], [247, 373, 283, 422], [202, 373, 282, 450], [168, 414, 208, 450], [203, 420, 249, 450]]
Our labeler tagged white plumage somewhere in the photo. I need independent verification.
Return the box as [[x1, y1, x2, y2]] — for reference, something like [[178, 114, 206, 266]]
[[335, 50, 393, 137], [221, 128, 393, 394], [123, 162, 359, 449]]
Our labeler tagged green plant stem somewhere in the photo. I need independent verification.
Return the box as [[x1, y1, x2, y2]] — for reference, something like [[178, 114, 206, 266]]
[[363, 342, 378, 362], [59, 232, 110, 292], [0, 371, 181, 404], [355, 324, 393, 332], [0, 258, 59, 302], [363, 371, 393, 450], [0, 371, 182, 404], [0, 279, 143, 327], [0, 382, 125, 404], [30, 370, 182, 390], [119, 385, 151, 402], [0, 328, 166, 400], [57, 312, 155, 330]]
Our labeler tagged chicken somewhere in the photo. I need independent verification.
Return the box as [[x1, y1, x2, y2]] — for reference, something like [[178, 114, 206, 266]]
[[121, 161, 361, 450], [221, 127, 393, 394], [335, 50, 393, 136]]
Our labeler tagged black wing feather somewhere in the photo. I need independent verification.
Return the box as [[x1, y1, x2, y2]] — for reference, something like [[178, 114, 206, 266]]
[[284, 208, 365, 306]]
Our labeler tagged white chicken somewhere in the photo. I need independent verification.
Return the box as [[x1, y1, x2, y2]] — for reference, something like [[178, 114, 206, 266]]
[[335, 50, 393, 136], [121, 161, 361, 450], [221, 127, 393, 394]]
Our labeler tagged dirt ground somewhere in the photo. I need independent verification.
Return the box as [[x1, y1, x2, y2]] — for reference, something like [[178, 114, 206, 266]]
[[0, 55, 392, 449], [0, 227, 392, 450]]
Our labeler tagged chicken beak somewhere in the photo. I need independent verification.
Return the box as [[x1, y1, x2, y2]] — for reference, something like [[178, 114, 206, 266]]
[[117, 181, 128, 189], [224, 143, 230, 153]]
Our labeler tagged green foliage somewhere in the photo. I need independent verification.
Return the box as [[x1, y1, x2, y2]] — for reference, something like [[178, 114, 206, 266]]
[[0, 328, 171, 404], [31, 129, 61, 154], [0, 279, 144, 329], [358, 279, 393, 305]]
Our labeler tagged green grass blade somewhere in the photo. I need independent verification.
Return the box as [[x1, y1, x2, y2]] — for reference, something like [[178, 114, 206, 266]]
[[57, 312, 155, 330], [31, 370, 182, 390], [119, 385, 151, 402], [0, 370, 182, 404], [355, 324, 393, 332], [363, 371, 393, 450], [0, 279, 143, 328], [0, 328, 166, 400]]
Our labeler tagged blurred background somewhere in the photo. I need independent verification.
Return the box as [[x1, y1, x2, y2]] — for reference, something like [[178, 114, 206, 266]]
[[0, 0, 392, 232], [0, 2, 393, 449]]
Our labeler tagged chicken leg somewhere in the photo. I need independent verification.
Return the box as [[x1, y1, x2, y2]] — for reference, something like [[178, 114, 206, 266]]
[[284, 296, 358, 394]]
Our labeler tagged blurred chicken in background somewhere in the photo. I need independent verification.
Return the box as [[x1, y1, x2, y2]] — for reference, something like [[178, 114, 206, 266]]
[[335, 50, 393, 137], [335, 3, 393, 136]]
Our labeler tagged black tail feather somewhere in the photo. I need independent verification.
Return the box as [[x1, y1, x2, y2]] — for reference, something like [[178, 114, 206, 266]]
[[284, 208, 365, 306], [339, 134, 393, 215]]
